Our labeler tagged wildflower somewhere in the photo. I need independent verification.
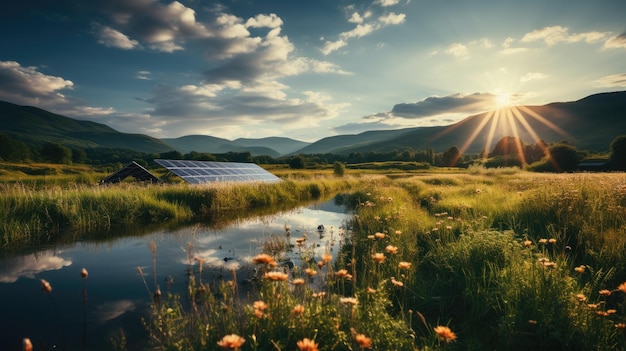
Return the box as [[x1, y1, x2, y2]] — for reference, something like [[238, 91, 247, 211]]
[[575, 265, 586, 273], [254, 309, 265, 319], [599, 289, 611, 296], [367, 287, 376, 294], [523, 240, 532, 247], [41, 279, 52, 293], [391, 277, 404, 287], [253, 301, 268, 311], [596, 311, 609, 317], [252, 254, 276, 265], [371, 253, 386, 263], [374, 232, 386, 239], [305, 268, 318, 277], [539, 238, 548, 244], [398, 261, 412, 270], [217, 334, 245, 349], [263, 271, 289, 281], [385, 245, 398, 254], [576, 294, 587, 302], [607, 309, 617, 314], [340, 297, 358, 306], [395, 230, 402, 235], [548, 238, 557, 244], [317, 261, 324, 269], [322, 252, 332, 263], [367, 235, 375, 240], [355, 334, 372, 349], [475, 189, 481, 193], [293, 278, 305, 286], [297, 338, 319, 351], [618, 282, 626, 293], [616, 323, 626, 329], [80, 268, 88, 279], [587, 303, 599, 310], [23, 338, 33, 351], [292, 304, 305, 315], [312, 292, 326, 298], [336, 269, 349, 277], [434, 326, 457, 343]]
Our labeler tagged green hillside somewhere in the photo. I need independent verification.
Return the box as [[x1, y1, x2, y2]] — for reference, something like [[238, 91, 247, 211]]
[[0, 101, 174, 153]]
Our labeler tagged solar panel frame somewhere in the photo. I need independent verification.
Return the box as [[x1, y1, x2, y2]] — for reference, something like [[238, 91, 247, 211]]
[[155, 159, 281, 184]]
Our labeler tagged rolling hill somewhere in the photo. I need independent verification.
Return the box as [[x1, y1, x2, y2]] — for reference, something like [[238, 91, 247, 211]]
[[296, 91, 626, 155], [0, 101, 174, 153], [161, 135, 308, 157]]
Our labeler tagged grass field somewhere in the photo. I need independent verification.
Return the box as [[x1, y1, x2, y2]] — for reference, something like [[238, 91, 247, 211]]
[[3, 163, 626, 350]]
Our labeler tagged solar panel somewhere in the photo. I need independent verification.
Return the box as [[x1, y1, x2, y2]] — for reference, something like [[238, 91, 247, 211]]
[[155, 159, 281, 184]]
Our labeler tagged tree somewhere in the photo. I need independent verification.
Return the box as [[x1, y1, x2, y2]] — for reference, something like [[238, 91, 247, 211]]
[[289, 155, 306, 169], [609, 135, 626, 171], [41, 143, 72, 164], [333, 161, 345, 177], [547, 143, 580, 172], [440, 146, 461, 167]]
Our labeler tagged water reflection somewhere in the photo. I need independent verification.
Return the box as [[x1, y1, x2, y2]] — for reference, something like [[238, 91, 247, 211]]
[[0, 198, 350, 351]]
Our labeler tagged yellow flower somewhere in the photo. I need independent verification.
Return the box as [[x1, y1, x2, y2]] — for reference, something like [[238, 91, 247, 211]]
[[297, 338, 319, 351], [217, 334, 245, 349], [434, 326, 457, 343], [263, 271, 289, 281], [398, 261, 412, 270], [355, 334, 372, 349], [371, 253, 386, 263], [395, 230, 402, 235], [385, 245, 398, 254]]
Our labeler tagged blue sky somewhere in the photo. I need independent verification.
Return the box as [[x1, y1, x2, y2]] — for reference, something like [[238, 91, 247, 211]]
[[1, 0, 625, 142]]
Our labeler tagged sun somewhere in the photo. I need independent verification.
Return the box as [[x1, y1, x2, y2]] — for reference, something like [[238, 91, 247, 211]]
[[495, 92, 512, 108]]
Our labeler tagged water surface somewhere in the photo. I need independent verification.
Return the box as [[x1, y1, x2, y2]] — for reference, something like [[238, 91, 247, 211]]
[[0, 199, 350, 351]]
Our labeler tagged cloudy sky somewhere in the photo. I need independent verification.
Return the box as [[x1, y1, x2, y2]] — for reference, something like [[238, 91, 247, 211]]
[[1, 0, 625, 142]]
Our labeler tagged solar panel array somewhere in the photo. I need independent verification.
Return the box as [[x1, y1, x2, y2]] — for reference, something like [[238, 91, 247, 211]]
[[155, 159, 281, 184]]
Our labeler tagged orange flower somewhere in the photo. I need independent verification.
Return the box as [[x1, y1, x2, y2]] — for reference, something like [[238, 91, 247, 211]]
[[374, 232, 386, 239], [599, 289, 611, 296], [618, 282, 626, 293], [355, 334, 372, 349], [293, 278, 305, 285], [523, 240, 532, 247], [340, 297, 358, 306], [297, 338, 319, 351], [253, 300, 267, 311], [434, 326, 457, 343], [263, 271, 289, 281], [304, 268, 318, 277], [390, 277, 404, 287], [23, 338, 33, 351], [292, 304, 305, 315], [335, 269, 349, 277], [322, 252, 332, 263], [385, 245, 398, 254], [41, 279, 52, 293], [217, 334, 245, 349], [371, 253, 385, 263], [398, 261, 412, 270], [252, 253, 275, 265]]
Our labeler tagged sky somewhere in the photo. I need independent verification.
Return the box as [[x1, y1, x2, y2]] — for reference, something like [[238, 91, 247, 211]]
[[1, 0, 625, 142]]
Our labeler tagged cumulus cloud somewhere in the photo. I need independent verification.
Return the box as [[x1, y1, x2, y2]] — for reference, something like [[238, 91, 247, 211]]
[[0, 61, 74, 106], [593, 73, 626, 87], [96, 25, 140, 49], [521, 25, 610, 46], [0, 251, 72, 283], [390, 93, 497, 118], [604, 31, 626, 49], [321, 6, 406, 55], [445, 43, 469, 58]]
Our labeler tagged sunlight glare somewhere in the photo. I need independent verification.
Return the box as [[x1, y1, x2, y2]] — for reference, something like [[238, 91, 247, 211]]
[[495, 93, 512, 108]]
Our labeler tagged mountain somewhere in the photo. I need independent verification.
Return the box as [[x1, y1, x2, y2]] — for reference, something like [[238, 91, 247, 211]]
[[0, 101, 174, 153], [162, 135, 309, 157], [296, 91, 626, 155]]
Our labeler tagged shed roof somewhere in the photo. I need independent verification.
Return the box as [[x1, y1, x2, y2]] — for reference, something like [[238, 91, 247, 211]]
[[101, 161, 160, 184]]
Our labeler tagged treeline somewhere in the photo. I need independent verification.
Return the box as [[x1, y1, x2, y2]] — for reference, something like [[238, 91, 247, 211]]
[[2, 131, 626, 172]]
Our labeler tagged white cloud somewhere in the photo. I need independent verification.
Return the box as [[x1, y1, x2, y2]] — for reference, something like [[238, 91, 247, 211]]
[[96, 26, 140, 49], [321, 39, 348, 55], [378, 12, 406, 25], [0, 251, 72, 283], [521, 72, 548, 82], [502, 37, 515, 48], [445, 43, 469, 58], [521, 25, 610, 46], [0, 61, 73, 105], [348, 12, 364, 24], [604, 32, 626, 49], [499, 47, 528, 55], [593, 73, 626, 87], [375, 0, 401, 7], [341, 23, 376, 39], [135, 70, 152, 80], [245, 13, 283, 29]]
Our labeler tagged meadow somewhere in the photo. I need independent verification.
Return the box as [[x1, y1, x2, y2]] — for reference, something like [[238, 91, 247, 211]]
[[4, 165, 626, 350]]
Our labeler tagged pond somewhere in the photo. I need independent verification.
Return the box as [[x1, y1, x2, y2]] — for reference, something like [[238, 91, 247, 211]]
[[0, 198, 352, 351]]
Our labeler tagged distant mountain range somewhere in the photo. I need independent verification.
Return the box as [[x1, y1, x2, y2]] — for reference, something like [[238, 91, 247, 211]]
[[1, 91, 625, 157]]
